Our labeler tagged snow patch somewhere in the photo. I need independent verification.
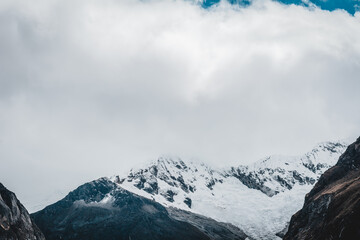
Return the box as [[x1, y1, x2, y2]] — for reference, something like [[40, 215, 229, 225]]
[[73, 194, 115, 209]]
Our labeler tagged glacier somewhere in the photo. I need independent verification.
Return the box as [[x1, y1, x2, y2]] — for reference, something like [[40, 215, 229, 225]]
[[110, 141, 347, 239]]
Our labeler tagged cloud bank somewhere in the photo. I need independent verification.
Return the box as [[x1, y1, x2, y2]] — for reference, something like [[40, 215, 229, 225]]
[[0, 0, 360, 210]]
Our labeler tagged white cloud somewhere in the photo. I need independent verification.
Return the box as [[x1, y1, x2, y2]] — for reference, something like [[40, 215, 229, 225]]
[[0, 0, 359, 209]]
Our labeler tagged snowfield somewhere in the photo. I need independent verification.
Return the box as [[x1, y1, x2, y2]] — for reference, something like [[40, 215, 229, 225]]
[[111, 141, 347, 239]]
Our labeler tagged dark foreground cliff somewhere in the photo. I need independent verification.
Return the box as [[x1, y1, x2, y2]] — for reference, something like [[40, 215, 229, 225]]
[[284, 137, 360, 240], [0, 183, 45, 240]]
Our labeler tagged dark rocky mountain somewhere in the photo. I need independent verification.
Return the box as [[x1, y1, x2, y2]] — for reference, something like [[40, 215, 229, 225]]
[[0, 183, 45, 240], [284, 136, 360, 240], [167, 207, 248, 240], [32, 178, 247, 240]]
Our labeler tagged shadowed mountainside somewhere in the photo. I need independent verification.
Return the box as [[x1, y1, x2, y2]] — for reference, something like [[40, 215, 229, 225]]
[[0, 183, 45, 240], [32, 178, 247, 240], [284, 137, 360, 239]]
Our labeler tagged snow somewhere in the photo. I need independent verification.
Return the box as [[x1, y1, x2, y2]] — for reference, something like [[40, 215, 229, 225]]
[[73, 194, 116, 209], [111, 141, 347, 239]]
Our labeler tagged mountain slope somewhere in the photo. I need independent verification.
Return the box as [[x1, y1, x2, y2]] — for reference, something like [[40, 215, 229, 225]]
[[230, 141, 346, 197], [32, 178, 247, 240], [0, 183, 45, 240], [30, 140, 348, 240], [284, 137, 360, 239], [114, 141, 346, 239]]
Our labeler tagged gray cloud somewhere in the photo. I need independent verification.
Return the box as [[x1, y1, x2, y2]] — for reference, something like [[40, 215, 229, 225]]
[[0, 0, 359, 211]]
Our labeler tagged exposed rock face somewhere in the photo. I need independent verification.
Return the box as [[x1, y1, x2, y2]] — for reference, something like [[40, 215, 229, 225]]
[[32, 178, 247, 240], [119, 142, 346, 207], [112, 142, 346, 239], [284, 137, 360, 240], [0, 183, 45, 240], [230, 142, 346, 197], [167, 207, 247, 240]]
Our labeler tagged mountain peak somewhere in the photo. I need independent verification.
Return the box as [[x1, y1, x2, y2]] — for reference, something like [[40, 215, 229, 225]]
[[110, 140, 348, 239], [32, 178, 248, 240]]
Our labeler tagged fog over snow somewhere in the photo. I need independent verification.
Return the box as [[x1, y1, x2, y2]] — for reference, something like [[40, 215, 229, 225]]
[[0, 0, 359, 210]]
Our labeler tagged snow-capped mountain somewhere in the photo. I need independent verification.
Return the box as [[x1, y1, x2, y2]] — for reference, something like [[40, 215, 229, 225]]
[[111, 141, 347, 239], [32, 178, 248, 240], [229, 142, 346, 197]]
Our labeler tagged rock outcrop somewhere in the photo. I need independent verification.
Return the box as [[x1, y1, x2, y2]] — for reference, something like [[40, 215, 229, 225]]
[[284, 137, 360, 240], [0, 183, 45, 240]]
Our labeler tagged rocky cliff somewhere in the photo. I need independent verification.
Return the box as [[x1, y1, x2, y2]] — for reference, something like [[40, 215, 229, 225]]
[[284, 137, 360, 239], [0, 183, 45, 240]]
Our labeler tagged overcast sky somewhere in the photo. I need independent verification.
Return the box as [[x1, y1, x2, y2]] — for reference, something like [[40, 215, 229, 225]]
[[0, 0, 359, 211]]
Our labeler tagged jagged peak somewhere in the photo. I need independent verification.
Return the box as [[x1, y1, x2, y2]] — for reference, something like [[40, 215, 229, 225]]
[[109, 139, 349, 205], [308, 140, 347, 153], [241, 140, 348, 171], [74, 138, 351, 240], [114, 140, 348, 182], [123, 155, 216, 180]]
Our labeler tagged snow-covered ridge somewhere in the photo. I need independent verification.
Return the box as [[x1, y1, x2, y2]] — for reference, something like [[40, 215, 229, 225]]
[[110, 141, 347, 239], [230, 141, 346, 197], [112, 156, 222, 209]]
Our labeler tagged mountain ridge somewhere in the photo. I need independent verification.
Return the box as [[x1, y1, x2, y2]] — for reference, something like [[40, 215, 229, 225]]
[[111, 140, 347, 239], [32, 178, 248, 240], [30, 139, 349, 240]]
